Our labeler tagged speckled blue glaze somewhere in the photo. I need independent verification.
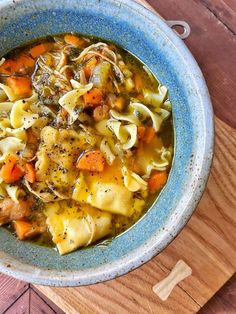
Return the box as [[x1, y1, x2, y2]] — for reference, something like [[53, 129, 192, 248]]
[[0, 0, 214, 286]]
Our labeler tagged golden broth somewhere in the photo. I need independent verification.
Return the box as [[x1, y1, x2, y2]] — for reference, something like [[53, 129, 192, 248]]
[[0, 34, 173, 254]]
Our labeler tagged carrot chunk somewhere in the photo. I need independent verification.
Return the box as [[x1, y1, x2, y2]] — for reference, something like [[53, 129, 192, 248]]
[[145, 127, 155, 144], [25, 163, 36, 183], [13, 220, 33, 240], [64, 34, 86, 47], [1, 155, 24, 184], [9, 166, 24, 183], [29, 43, 53, 58], [13, 220, 42, 240], [5, 155, 17, 164], [6, 76, 32, 97], [137, 126, 155, 144], [83, 88, 103, 107], [137, 126, 146, 140], [130, 157, 142, 175], [18, 55, 35, 68], [148, 171, 167, 194], [0, 55, 35, 75], [0, 59, 16, 75], [16, 55, 35, 74], [77, 150, 106, 172]]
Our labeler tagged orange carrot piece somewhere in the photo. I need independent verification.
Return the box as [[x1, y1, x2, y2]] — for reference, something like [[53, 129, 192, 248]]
[[25, 163, 36, 183], [64, 34, 86, 47], [136, 140, 144, 157], [13, 220, 33, 240], [84, 58, 98, 79], [29, 43, 53, 58], [10, 166, 24, 183], [5, 155, 17, 164], [144, 127, 155, 144], [1, 155, 24, 184], [13, 220, 41, 240], [137, 126, 146, 140], [130, 157, 142, 174], [16, 55, 35, 74], [137, 126, 155, 143], [0, 55, 35, 75], [83, 88, 103, 107], [134, 73, 143, 92], [6, 76, 32, 97], [77, 150, 106, 172], [148, 171, 167, 194], [0, 59, 18, 75]]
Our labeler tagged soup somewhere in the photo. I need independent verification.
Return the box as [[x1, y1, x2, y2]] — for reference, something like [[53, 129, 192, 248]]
[[0, 34, 173, 255]]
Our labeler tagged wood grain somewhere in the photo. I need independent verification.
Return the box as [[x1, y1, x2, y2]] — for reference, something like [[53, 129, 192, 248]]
[[0, 274, 29, 313], [31, 287, 65, 314], [30, 289, 56, 314], [199, 273, 236, 313], [148, 0, 236, 129], [4, 290, 29, 314], [199, 0, 236, 33], [37, 259, 199, 314], [0, 273, 65, 314]]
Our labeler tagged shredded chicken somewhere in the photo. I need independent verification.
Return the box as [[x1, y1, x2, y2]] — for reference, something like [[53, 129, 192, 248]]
[[0, 197, 32, 225]]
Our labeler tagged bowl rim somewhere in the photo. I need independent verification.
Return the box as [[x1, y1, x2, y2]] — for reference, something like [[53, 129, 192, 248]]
[[0, 0, 214, 286]]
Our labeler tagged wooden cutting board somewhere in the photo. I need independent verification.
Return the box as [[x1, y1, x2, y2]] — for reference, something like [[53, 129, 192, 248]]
[[35, 1, 236, 313]]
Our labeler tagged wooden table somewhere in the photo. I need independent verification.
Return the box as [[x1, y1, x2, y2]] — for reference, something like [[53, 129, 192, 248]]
[[1, 0, 236, 313]]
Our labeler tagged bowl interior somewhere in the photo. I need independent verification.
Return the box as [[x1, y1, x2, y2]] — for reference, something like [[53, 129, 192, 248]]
[[0, 0, 213, 286]]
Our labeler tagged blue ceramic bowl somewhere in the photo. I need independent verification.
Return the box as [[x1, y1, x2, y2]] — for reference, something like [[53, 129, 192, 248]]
[[0, 0, 214, 286]]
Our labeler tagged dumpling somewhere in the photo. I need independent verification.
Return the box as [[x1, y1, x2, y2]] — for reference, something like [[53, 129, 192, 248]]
[[44, 201, 112, 255], [35, 126, 98, 196], [88, 182, 134, 217], [72, 161, 134, 216]]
